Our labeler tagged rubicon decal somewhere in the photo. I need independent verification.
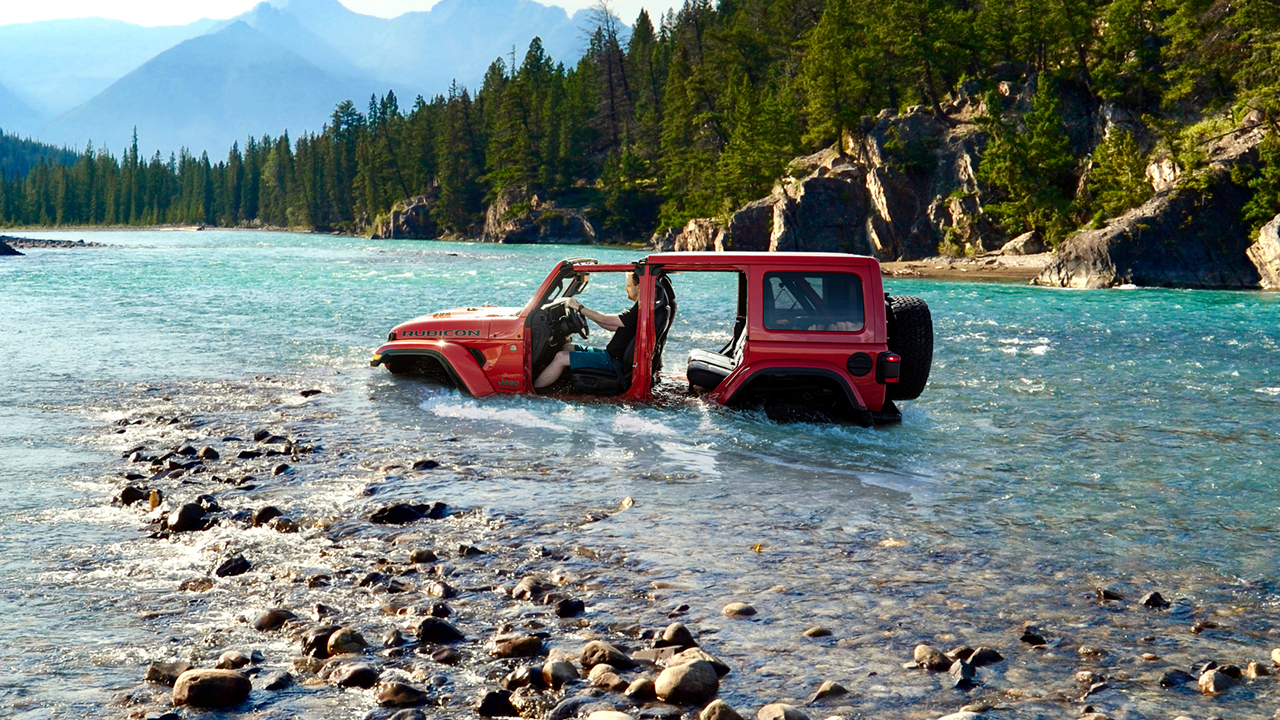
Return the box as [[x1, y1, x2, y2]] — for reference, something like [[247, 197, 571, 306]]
[[399, 329, 482, 337]]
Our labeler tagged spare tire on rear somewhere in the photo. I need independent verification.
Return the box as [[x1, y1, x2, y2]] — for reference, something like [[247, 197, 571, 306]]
[[886, 295, 932, 400]]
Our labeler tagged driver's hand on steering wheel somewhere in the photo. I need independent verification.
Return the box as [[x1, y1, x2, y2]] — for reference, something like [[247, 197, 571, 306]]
[[567, 298, 583, 311]]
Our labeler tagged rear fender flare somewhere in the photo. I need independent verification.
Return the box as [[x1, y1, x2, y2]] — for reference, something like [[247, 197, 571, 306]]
[[717, 365, 872, 426], [377, 342, 495, 397]]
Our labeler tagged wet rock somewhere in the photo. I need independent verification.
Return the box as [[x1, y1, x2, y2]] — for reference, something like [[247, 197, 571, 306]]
[[424, 579, 455, 597], [655, 659, 719, 704], [167, 503, 206, 533], [668, 647, 730, 676], [638, 705, 683, 720], [300, 389, 324, 397], [311, 603, 338, 620], [383, 629, 406, 647], [968, 647, 1004, 667], [302, 626, 341, 658], [555, 597, 586, 617], [1158, 668, 1195, 687], [513, 575, 551, 601], [329, 662, 380, 688], [271, 463, 290, 475], [414, 617, 465, 643], [500, 666, 545, 691], [625, 677, 656, 702], [950, 659, 977, 689], [1095, 587, 1123, 601], [1271, 647, 1280, 667], [252, 506, 283, 526], [236, 450, 262, 459], [216, 650, 251, 669], [412, 459, 440, 470], [549, 697, 617, 720], [1199, 668, 1233, 694], [588, 713, 636, 720], [756, 704, 811, 720], [700, 699, 745, 720], [657, 622, 696, 649], [145, 661, 193, 686], [721, 602, 756, 617], [269, 516, 297, 533], [371, 502, 447, 525], [118, 485, 147, 505], [581, 640, 634, 669], [491, 633, 543, 658], [1140, 591, 1171, 609], [914, 644, 952, 671], [1246, 660, 1270, 678], [1019, 629, 1047, 646], [149, 489, 163, 510], [179, 577, 213, 592], [255, 670, 292, 691], [409, 548, 438, 563], [428, 602, 451, 617], [172, 669, 251, 708], [476, 689, 518, 717], [1217, 663, 1242, 678], [1078, 646, 1107, 659], [802, 626, 832, 638], [197, 446, 220, 460], [430, 647, 461, 665], [590, 669, 629, 692], [542, 659, 579, 688], [214, 553, 251, 577], [809, 680, 847, 702], [934, 713, 985, 720], [328, 627, 369, 655], [378, 681, 430, 707]]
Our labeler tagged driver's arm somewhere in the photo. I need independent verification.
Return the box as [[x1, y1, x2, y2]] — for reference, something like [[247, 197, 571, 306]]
[[568, 298, 624, 331]]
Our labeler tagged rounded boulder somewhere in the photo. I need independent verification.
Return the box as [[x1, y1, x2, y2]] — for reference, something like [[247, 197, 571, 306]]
[[655, 659, 719, 705], [172, 669, 251, 708]]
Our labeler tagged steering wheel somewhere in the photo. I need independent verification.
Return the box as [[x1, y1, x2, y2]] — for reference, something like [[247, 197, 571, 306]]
[[565, 306, 589, 339], [540, 297, 589, 340]]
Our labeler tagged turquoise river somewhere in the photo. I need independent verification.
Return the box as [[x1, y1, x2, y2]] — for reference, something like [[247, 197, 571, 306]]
[[0, 230, 1277, 720]]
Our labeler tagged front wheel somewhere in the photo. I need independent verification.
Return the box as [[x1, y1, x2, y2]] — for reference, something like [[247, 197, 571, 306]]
[[886, 295, 933, 401]]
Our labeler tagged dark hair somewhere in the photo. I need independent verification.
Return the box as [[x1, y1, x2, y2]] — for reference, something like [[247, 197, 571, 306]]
[[628, 271, 639, 284]]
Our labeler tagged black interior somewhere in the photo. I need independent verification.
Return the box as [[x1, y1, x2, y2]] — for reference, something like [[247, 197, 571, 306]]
[[687, 272, 747, 391], [570, 273, 677, 396]]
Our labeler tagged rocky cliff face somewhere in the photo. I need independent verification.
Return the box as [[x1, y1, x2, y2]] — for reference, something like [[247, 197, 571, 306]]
[[482, 187, 596, 244], [370, 193, 439, 239], [1034, 119, 1267, 289], [1248, 215, 1280, 290], [660, 105, 1005, 260]]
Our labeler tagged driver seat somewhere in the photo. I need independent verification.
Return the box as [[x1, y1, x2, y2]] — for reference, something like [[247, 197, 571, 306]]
[[570, 274, 676, 396]]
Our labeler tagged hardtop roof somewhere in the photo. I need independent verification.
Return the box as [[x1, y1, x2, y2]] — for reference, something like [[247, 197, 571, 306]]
[[643, 251, 877, 267]]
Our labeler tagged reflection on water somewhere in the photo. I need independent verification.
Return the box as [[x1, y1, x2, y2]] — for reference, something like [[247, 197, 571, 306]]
[[0, 230, 1277, 717]]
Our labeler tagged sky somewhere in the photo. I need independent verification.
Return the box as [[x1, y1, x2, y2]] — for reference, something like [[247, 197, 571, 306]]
[[0, 0, 658, 27]]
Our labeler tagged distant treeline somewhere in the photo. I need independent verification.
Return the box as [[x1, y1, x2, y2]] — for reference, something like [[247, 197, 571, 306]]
[[3, 0, 1280, 239]]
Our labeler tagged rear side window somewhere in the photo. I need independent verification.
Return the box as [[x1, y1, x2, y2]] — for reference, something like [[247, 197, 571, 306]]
[[763, 272, 865, 332]]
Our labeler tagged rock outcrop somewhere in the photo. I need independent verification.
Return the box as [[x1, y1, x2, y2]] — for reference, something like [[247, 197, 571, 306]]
[[1248, 215, 1280, 290], [371, 194, 439, 240], [660, 106, 1004, 259], [1035, 118, 1268, 289], [483, 187, 596, 244], [0, 239, 22, 256]]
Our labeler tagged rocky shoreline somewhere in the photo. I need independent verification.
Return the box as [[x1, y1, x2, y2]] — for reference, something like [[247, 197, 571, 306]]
[[0, 234, 111, 250], [881, 253, 1051, 282], [75, 376, 1280, 720]]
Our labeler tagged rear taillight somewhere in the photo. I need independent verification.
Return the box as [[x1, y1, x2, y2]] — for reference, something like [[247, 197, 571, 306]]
[[877, 352, 901, 384]]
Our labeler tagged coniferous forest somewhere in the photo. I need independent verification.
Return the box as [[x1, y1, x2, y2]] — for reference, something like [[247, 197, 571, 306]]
[[3, 0, 1280, 243]]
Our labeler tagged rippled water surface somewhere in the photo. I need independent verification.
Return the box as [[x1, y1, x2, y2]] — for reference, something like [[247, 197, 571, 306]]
[[1, 230, 1278, 719]]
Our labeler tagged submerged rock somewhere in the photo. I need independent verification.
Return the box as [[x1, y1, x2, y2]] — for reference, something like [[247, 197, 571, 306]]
[[371, 502, 447, 524], [144, 661, 193, 686]]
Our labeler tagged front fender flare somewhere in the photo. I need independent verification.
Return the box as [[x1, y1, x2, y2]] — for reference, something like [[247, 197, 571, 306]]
[[372, 341, 495, 398]]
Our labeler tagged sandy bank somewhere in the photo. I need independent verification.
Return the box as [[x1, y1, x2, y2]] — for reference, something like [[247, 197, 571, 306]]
[[881, 253, 1052, 282]]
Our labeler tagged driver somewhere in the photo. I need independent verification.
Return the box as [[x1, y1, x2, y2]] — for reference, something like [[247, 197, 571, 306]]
[[534, 271, 639, 390]]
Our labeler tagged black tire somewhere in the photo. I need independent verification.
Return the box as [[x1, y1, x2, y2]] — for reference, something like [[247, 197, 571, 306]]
[[886, 295, 933, 401]]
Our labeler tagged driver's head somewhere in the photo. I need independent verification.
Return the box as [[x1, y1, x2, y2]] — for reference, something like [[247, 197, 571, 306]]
[[625, 271, 639, 301]]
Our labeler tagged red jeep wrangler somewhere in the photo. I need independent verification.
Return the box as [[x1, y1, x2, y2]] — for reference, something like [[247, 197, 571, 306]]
[[370, 252, 932, 425]]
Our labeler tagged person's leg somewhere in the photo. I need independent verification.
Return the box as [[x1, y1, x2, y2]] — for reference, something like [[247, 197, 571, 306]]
[[535, 349, 572, 388]]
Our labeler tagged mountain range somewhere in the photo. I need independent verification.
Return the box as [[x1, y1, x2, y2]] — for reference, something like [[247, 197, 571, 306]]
[[0, 0, 595, 157]]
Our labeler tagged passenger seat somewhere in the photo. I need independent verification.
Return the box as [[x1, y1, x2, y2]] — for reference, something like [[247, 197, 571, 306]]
[[687, 330, 745, 391]]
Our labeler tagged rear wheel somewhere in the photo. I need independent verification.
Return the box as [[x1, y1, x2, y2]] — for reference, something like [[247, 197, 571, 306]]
[[886, 295, 933, 401]]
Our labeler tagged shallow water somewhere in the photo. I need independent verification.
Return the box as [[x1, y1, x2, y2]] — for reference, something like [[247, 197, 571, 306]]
[[1, 229, 1279, 719]]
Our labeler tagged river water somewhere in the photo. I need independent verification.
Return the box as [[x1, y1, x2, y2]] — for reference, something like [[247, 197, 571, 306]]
[[1, 230, 1278, 719]]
